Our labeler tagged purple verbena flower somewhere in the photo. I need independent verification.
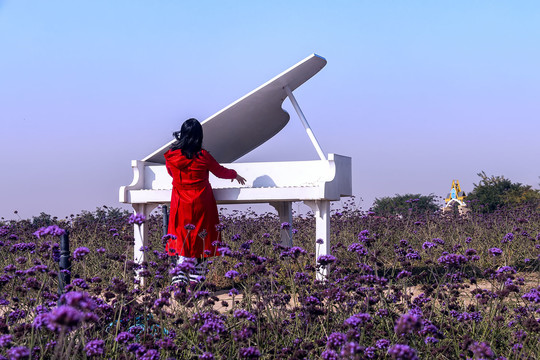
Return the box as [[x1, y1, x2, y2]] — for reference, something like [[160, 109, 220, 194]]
[[239, 346, 261, 359], [376, 339, 390, 349], [115, 331, 135, 343], [85, 339, 104, 357], [340, 342, 363, 357], [326, 332, 346, 350], [0, 334, 13, 347], [73, 247, 90, 261], [344, 313, 371, 327], [60, 291, 96, 311], [7, 346, 31, 360], [33, 225, 66, 239], [522, 287, 540, 303], [394, 312, 422, 336], [348, 243, 368, 256], [437, 254, 468, 267], [225, 270, 239, 279], [49, 305, 83, 331], [501, 232, 514, 244], [128, 213, 146, 225], [469, 341, 494, 359], [321, 349, 339, 360], [139, 349, 160, 360], [387, 344, 419, 360], [317, 254, 337, 266], [170, 258, 196, 276], [489, 248, 503, 256], [234, 309, 256, 322], [397, 270, 412, 279]]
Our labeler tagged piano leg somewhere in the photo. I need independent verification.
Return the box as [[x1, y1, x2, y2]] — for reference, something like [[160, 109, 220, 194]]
[[132, 203, 157, 286], [304, 200, 330, 280], [270, 201, 293, 248]]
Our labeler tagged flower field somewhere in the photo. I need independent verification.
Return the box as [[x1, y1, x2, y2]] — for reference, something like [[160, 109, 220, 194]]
[[1, 202, 539, 359]]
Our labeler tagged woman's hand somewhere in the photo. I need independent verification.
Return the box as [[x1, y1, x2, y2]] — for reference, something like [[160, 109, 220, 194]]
[[233, 174, 246, 185]]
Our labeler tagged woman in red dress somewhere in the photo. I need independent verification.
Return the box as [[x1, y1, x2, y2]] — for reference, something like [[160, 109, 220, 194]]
[[165, 118, 245, 283]]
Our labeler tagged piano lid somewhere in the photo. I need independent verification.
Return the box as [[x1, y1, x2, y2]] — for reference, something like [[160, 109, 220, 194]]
[[143, 54, 327, 164]]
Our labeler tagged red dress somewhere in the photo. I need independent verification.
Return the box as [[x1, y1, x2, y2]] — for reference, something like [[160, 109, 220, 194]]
[[164, 149, 237, 258]]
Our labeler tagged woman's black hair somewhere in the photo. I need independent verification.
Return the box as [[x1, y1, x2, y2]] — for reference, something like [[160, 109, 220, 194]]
[[170, 118, 203, 159]]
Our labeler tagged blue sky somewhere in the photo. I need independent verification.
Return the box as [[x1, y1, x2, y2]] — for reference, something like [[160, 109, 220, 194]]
[[1, 1, 539, 220]]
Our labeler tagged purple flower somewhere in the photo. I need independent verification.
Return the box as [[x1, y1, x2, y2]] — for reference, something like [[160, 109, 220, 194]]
[[321, 349, 339, 360], [115, 331, 135, 343], [7, 346, 31, 360], [234, 309, 256, 322], [280, 222, 291, 230], [422, 241, 436, 249], [489, 247, 503, 256], [405, 250, 421, 260], [317, 254, 337, 266], [303, 296, 321, 306], [397, 270, 412, 279], [344, 313, 371, 327], [32, 313, 50, 329], [200, 352, 214, 360], [239, 346, 261, 359], [387, 344, 419, 360], [469, 341, 494, 359], [437, 253, 468, 267], [73, 247, 90, 261], [348, 243, 367, 256], [522, 287, 540, 303], [85, 339, 104, 357], [281, 246, 307, 259], [340, 342, 363, 357], [60, 291, 96, 311], [364, 346, 376, 358], [394, 312, 422, 336], [376, 339, 390, 349], [218, 246, 232, 256], [496, 266, 516, 275], [233, 327, 254, 341], [326, 332, 346, 350], [49, 305, 83, 331], [126, 343, 144, 353], [465, 248, 477, 256], [72, 278, 88, 289], [229, 288, 239, 296], [139, 349, 160, 360], [0, 334, 13, 347], [501, 232, 514, 244], [128, 213, 146, 225], [225, 270, 239, 279], [170, 259, 196, 275], [199, 318, 227, 338], [33, 225, 66, 238], [316, 238, 324, 244], [184, 223, 196, 230]]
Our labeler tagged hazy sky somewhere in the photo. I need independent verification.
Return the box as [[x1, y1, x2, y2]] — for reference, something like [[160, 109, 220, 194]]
[[1, 1, 539, 220]]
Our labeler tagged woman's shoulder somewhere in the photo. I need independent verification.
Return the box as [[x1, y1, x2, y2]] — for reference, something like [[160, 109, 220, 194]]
[[164, 148, 184, 159], [199, 149, 212, 157]]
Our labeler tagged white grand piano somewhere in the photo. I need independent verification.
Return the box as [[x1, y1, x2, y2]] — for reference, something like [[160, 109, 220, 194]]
[[120, 54, 352, 277]]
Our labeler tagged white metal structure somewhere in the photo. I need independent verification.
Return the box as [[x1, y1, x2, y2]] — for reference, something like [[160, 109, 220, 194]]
[[120, 54, 352, 279]]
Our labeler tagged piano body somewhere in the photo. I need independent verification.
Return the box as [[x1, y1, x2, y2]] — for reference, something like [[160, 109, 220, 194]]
[[120, 54, 352, 278]]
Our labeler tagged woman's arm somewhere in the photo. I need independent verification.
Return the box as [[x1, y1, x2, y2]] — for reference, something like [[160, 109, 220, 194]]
[[202, 150, 239, 180]]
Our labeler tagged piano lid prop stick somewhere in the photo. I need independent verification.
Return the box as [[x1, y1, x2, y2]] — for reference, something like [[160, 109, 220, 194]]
[[284, 85, 326, 161]]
